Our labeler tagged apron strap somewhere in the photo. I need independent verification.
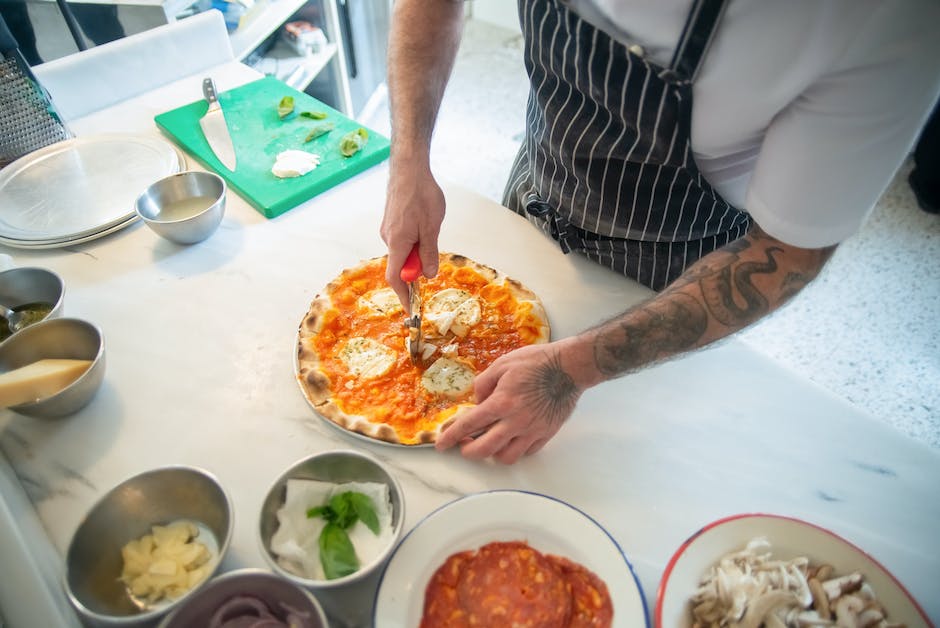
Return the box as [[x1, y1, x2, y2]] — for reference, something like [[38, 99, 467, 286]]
[[661, 0, 728, 84]]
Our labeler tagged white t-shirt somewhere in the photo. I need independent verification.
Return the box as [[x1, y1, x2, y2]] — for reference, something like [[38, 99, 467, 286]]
[[565, 0, 940, 248]]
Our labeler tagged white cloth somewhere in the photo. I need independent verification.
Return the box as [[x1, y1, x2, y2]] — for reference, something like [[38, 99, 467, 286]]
[[566, 0, 940, 248]]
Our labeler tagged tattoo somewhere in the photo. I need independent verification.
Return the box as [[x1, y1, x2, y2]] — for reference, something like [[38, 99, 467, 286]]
[[591, 227, 836, 380], [594, 292, 707, 376], [520, 352, 579, 427], [700, 245, 783, 326]]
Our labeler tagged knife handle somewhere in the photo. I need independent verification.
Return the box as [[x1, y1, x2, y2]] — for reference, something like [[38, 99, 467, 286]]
[[202, 77, 219, 104], [400, 244, 422, 282]]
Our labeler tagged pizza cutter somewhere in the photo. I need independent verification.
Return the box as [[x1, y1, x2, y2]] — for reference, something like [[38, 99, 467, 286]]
[[401, 244, 423, 365]]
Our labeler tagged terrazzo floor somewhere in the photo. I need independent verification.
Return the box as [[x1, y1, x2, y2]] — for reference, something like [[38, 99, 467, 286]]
[[361, 18, 940, 451]]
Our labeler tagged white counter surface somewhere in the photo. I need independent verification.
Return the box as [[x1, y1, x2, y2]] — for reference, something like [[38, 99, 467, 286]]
[[1, 51, 939, 628]]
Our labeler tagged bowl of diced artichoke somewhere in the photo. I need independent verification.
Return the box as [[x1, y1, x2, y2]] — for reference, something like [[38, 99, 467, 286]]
[[64, 466, 233, 626]]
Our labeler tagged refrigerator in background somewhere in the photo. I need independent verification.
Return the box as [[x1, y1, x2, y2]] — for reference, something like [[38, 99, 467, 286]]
[[297, 0, 390, 121]]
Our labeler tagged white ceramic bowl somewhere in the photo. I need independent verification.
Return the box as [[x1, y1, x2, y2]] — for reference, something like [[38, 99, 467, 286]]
[[655, 513, 930, 628]]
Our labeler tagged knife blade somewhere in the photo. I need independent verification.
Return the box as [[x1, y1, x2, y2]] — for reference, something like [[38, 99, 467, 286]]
[[199, 77, 237, 171], [401, 244, 423, 365]]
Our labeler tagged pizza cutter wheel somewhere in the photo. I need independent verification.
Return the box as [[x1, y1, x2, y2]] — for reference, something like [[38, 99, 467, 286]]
[[401, 244, 423, 365]]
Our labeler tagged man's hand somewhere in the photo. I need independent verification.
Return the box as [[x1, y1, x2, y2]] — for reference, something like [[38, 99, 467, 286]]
[[436, 225, 835, 465], [380, 165, 445, 308], [436, 338, 598, 464]]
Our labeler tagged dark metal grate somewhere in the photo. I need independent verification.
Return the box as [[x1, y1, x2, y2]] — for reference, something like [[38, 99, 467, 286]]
[[0, 53, 71, 169]]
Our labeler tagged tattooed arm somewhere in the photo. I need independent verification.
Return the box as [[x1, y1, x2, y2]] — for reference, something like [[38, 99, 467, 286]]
[[435, 225, 836, 463]]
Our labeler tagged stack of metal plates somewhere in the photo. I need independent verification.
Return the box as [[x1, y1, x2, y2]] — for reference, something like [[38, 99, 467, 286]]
[[0, 134, 186, 249]]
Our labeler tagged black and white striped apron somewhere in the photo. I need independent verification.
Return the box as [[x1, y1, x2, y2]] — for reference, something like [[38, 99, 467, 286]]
[[503, 0, 751, 291]]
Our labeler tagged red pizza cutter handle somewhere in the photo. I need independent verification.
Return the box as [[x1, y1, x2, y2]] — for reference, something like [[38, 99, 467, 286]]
[[400, 244, 422, 283]]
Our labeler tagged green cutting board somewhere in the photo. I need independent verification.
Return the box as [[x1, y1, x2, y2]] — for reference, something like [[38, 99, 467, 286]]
[[154, 76, 390, 219]]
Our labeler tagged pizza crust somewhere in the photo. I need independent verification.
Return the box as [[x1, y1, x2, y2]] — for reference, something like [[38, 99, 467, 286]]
[[295, 253, 550, 445]]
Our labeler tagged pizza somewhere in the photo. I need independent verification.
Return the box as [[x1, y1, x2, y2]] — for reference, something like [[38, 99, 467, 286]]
[[421, 541, 614, 627], [295, 253, 550, 445]]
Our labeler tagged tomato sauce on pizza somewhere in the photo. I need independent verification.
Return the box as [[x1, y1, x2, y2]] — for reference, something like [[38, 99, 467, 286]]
[[296, 253, 550, 445]]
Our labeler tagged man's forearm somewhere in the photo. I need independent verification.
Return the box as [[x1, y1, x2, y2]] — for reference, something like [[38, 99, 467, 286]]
[[387, 0, 464, 166], [582, 227, 836, 381]]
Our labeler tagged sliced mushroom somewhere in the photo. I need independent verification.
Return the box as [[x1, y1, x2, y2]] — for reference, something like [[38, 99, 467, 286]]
[[823, 573, 864, 601], [736, 590, 801, 628], [833, 594, 866, 628]]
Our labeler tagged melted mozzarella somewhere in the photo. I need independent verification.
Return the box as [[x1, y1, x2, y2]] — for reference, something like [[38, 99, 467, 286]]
[[358, 287, 403, 315], [339, 337, 396, 378], [421, 357, 474, 399], [425, 288, 481, 337]]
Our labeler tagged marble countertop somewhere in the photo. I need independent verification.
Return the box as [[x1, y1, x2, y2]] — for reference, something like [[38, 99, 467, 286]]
[[1, 27, 939, 628]]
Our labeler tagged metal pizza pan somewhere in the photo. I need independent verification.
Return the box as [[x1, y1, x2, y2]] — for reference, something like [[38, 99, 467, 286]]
[[0, 134, 184, 243]]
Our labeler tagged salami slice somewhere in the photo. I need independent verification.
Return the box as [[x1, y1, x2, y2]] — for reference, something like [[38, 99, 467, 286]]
[[548, 555, 614, 628], [455, 541, 571, 627], [421, 551, 474, 628], [421, 541, 613, 628]]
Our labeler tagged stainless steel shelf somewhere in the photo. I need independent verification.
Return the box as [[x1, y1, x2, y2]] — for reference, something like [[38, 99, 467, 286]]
[[227, 0, 307, 60], [246, 41, 338, 91]]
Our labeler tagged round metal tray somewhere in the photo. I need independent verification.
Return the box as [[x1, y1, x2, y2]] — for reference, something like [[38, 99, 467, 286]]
[[0, 134, 185, 247]]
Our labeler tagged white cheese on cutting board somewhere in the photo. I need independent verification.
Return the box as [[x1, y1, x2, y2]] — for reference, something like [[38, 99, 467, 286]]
[[0, 359, 92, 407], [271, 150, 321, 178], [269, 479, 394, 581]]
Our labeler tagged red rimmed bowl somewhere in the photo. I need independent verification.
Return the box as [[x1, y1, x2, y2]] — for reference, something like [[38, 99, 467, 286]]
[[655, 513, 931, 628]]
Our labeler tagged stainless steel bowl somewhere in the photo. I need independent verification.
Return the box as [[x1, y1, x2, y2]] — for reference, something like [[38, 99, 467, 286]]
[[0, 317, 105, 418], [0, 266, 64, 340], [65, 466, 234, 627], [259, 449, 405, 591], [157, 568, 329, 628], [135, 171, 225, 245]]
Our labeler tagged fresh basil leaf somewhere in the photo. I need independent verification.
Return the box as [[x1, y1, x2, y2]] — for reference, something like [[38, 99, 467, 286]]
[[319, 522, 359, 580], [347, 492, 380, 535], [329, 492, 359, 529], [304, 123, 334, 143], [277, 96, 295, 119], [300, 111, 328, 120], [306, 505, 332, 521]]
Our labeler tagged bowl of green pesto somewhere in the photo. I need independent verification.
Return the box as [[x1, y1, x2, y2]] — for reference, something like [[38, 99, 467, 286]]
[[0, 266, 64, 342]]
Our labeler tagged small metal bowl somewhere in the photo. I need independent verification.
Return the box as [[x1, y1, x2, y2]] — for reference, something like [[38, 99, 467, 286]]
[[157, 568, 329, 628], [135, 171, 225, 245], [65, 466, 234, 627], [259, 449, 405, 591], [0, 266, 65, 340], [0, 317, 105, 418]]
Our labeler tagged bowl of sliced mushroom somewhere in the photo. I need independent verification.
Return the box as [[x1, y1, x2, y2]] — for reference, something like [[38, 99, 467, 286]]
[[655, 513, 930, 628]]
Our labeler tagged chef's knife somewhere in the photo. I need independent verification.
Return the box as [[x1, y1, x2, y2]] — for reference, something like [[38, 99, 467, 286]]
[[199, 77, 237, 171], [401, 244, 423, 365]]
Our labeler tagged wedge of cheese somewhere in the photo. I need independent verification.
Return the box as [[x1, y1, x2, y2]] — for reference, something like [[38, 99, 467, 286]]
[[0, 359, 92, 407]]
